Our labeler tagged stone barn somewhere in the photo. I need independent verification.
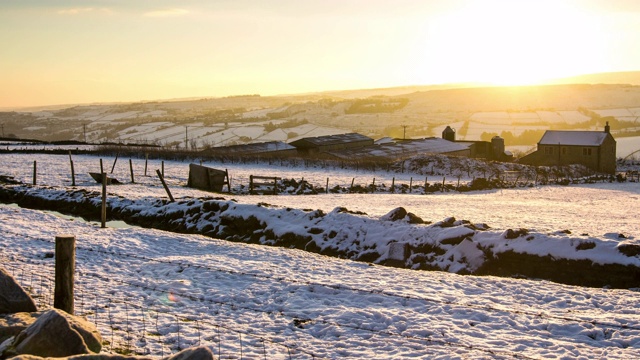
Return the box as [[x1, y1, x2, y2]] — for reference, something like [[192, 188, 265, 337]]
[[518, 123, 617, 174]]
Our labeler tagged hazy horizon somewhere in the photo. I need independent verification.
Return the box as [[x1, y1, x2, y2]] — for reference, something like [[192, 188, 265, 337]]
[[2, 0, 640, 108]]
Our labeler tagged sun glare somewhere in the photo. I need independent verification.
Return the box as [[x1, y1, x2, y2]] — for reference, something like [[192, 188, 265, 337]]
[[422, 0, 605, 86]]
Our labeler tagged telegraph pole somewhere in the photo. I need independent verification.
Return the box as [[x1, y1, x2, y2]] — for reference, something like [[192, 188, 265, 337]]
[[401, 125, 408, 140]]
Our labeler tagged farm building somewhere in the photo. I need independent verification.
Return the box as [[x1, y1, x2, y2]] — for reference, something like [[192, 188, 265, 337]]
[[518, 123, 616, 174], [441, 126, 513, 161], [202, 141, 296, 157], [289, 133, 374, 155], [325, 137, 471, 161]]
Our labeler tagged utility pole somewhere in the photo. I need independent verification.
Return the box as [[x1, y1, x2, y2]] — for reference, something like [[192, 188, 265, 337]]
[[401, 125, 408, 140]]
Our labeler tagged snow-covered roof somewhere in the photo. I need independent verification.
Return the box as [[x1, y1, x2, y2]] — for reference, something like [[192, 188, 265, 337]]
[[326, 138, 471, 160], [539, 130, 610, 146], [205, 141, 295, 155], [290, 133, 373, 148]]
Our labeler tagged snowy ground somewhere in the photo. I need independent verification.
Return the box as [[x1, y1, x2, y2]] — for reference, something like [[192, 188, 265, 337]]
[[1, 153, 640, 358]]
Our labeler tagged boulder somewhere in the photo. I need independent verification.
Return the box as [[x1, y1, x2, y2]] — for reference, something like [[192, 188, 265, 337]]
[[0, 312, 41, 344], [7, 346, 214, 360], [163, 346, 215, 360], [9, 308, 102, 357], [0, 268, 37, 314], [381, 207, 407, 221]]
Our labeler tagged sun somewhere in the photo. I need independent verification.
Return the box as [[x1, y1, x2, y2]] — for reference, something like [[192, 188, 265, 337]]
[[420, 0, 606, 86]]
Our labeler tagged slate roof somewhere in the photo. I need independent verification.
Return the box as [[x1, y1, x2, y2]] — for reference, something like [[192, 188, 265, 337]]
[[205, 141, 295, 155], [539, 131, 610, 146], [326, 138, 471, 160], [289, 133, 373, 148]]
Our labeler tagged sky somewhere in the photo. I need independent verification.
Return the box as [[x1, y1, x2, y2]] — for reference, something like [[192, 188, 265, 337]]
[[1, 0, 640, 108]]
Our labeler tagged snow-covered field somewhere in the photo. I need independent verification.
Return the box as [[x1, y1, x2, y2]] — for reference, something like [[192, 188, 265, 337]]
[[2, 153, 640, 358]]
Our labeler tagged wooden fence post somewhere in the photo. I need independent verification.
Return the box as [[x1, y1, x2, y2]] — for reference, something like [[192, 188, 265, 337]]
[[350, 178, 355, 193], [162, 161, 165, 178], [144, 153, 148, 176], [54, 235, 76, 315], [250, 175, 254, 193], [442, 177, 446, 192], [326, 178, 329, 194], [409, 177, 413, 192], [425, 176, 428, 190], [68, 151, 75, 186], [129, 159, 135, 184], [157, 169, 175, 202], [111, 153, 119, 174], [100, 159, 104, 174], [32, 160, 37, 185], [391, 177, 395, 193], [101, 173, 107, 228]]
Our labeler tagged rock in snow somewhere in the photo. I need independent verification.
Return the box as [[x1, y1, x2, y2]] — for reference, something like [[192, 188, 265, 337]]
[[0, 267, 37, 315], [9, 308, 102, 357]]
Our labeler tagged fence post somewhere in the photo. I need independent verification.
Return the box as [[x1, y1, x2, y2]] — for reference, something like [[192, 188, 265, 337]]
[[69, 151, 75, 186], [250, 175, 254, 193], [157, 169, 175, 202], [391, 177, 395, 193], [111, 153, 119, 174], [162, 161, 165, 178], [409, 177, 413, 192], [54, 235, 76, 315], [442, 177, 446, 192], [144, 153, 148, 176], [129, 159, 135, 184], [32, 160, 37, 185], [350, 178, 355, 193], [101, 173, 107, 228], [326, 178, 329, 194]]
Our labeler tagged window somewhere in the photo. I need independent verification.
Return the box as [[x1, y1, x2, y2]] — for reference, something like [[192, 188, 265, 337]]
[[583, 148, 592, 156], [561, 147, 567, 156], [544, 146, 553, 155]]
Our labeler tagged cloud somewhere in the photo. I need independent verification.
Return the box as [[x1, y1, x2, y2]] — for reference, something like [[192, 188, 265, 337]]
[[57, 8, 113, 15], [143, 8, 189, 18]]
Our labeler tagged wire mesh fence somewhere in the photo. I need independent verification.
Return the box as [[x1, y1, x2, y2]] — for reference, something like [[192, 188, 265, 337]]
[[3, 262, 315, 359]]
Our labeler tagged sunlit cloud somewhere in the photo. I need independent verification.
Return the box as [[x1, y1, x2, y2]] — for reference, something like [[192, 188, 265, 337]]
[[143, 8, 189, 18]]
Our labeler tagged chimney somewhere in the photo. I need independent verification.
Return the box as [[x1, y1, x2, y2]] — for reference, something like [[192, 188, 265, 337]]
[[604, 121, 610, 134]]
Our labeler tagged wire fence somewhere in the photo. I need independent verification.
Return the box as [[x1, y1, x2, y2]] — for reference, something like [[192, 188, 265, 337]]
[[4, 229, 640, 359], [3, 261, 316, 359]]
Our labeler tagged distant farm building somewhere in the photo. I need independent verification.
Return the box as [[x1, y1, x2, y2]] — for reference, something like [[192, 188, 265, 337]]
[[202, 141, 296, 157], [518, 123, 616, 174], [289, 133, 374, 155], [326, 137, 470, 161], [441, 126, 513, 161]]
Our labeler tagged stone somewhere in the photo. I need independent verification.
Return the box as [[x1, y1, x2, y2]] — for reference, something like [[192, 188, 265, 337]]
[[0, 312, 41, 343], [387, 242, 409, 262], [0, 267, 37, 314], [11, 308, 102, 357], [381, 207, 407, 221], [163, 346, 215, 360], [503, 228, 529, 239]]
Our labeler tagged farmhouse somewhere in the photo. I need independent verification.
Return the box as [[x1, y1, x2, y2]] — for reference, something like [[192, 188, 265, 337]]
[[289, 133, 374, 155], [518, 123, 616, 174]]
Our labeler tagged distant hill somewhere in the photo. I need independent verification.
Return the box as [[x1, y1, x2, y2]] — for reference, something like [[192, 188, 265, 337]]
[[549, 71, 640, 86]]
